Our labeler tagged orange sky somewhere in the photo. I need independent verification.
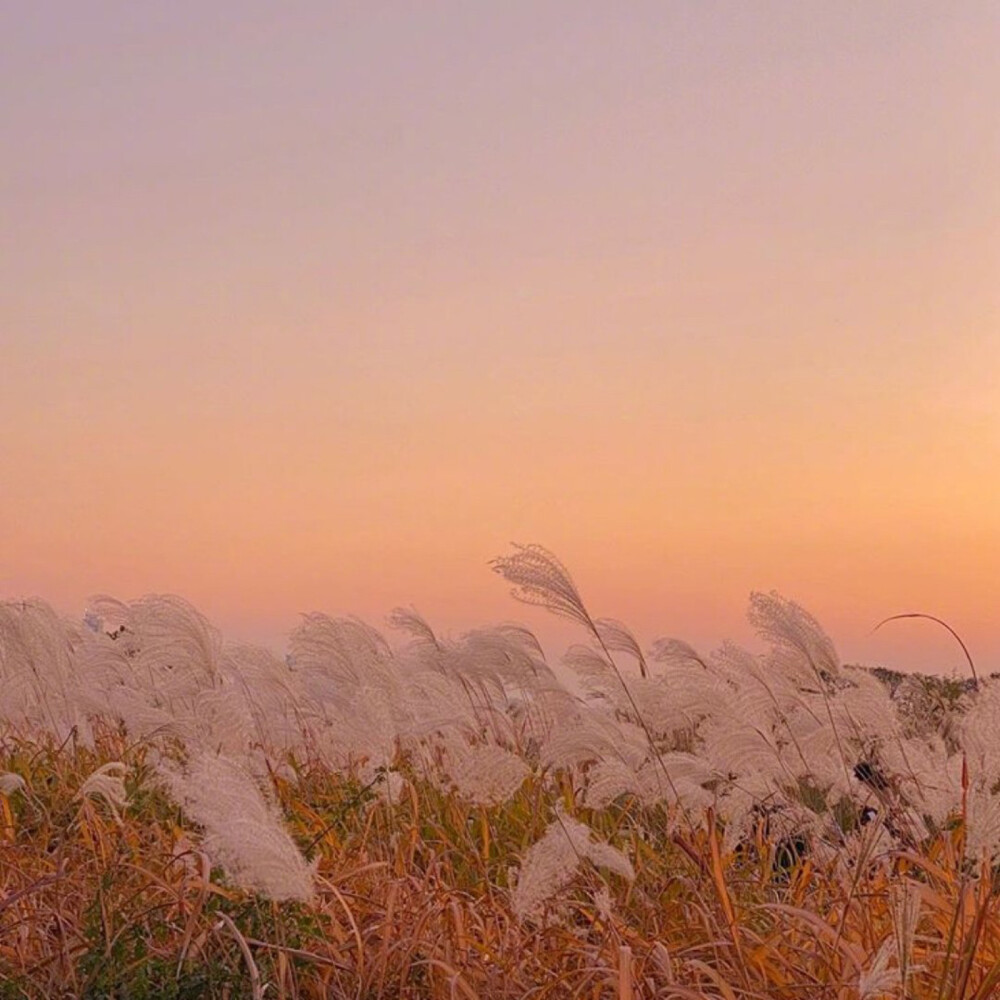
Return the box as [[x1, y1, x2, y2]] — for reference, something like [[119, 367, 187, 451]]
[[2, 4, 998, 675]]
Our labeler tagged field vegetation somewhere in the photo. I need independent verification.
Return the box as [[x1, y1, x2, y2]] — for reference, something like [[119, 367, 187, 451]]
[[2, 545, 999, 998]]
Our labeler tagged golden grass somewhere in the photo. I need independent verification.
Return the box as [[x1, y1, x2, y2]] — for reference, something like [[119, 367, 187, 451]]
[[3, 721, 1000, 999]]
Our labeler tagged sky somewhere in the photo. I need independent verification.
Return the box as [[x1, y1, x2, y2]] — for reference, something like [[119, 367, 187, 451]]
[[2, 2, 998, 676]]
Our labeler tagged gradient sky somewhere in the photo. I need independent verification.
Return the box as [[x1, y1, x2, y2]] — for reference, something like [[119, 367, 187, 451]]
[[2, 3, 998, 675]]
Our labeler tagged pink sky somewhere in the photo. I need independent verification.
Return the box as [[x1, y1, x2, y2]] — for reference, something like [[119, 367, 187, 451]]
[[2, 3, 998, 676]]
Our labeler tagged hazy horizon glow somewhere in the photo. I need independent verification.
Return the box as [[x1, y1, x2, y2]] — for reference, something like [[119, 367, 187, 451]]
[[2, 3, 998, 675]]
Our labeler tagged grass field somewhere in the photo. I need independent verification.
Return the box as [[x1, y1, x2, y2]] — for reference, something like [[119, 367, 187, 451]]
[[2, 546, 998, 998]]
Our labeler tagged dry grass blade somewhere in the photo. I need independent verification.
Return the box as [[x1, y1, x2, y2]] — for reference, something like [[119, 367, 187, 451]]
[[873, 613, 978, 687], [757, 903, 865, 973], [175, 850, 211, 975], [618, 944, 634, 1000], [215, 911, 263, 1000]]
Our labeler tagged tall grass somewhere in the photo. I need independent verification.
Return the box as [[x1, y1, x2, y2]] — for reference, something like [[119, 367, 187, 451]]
[[1, 546, 998, 998]]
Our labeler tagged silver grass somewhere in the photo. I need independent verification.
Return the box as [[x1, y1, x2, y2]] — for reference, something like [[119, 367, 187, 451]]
[[0, 772, 27, 796], [708, 640, 765, 691], [715, 785, 765, 853], [87, 594, 223, 693], [963, 781, 1000, 859], [438, 739, 531, 806], [594, 618, 649, 678], [790, 715, 851, 793], [397, 671, 483, 741], [2, 580, 994, 862], [493, 545, 693, 814], [748, 590, 841, 688], [564, 644, 619, 695], [286, 614, 412, 768], [0, 599, 86, 740], [78, 761, 129, 820], [959, 682, 1000, 781], [446, 625, 556, 691], [539, 709, 650, 773], [650, 637, 709, 671], [882, 735, 960, 829], [186, 682, 255, 755], [582, 757, 652, 809], [490, 544, 593, 632], [591, 884, 614, 922], [375, 768, 407, 805], [749, 592, 857, 793], [386, 606, 441, 650], [222, 644, 305, 753], [161, 751, 315, 902], [836, 818, 897, 875], [289, 613, 393, 690], [584, 754, 712, 812], [634, 663, 730, 739], [103, 686, 184, 741], [512, 686, 583, 762], [700, 722, 790, 797], [511, 808, 634, 922], [566, 652, 709, 747], [831, 671, 901, 745], [74, 598, 226, 749], [309, 689, 400, 778]]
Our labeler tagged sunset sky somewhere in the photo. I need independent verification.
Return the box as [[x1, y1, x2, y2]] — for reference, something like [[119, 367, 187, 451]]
[[3, 3, 998, 675]]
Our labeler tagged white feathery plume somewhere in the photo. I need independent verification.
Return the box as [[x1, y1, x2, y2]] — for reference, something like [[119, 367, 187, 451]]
[[960, 681, 1000, 782], [591, 884, 614, 922], [582, 757, 650, 809], [0, 772, 27, 796], [650, 637, 709, 671], [701, 719, 790, 795], [289, 613, 394, 693], [565, 644, 620, 696], [564, 646, 699, 745], [511, 807, 634, 922], [187, 681, 255, 755], [386, 606, 441, 650], [438, 739, 531, 806], [103, 594, 222, 692], [398, 670, 482, 741], [830, 671, 902, 747], [222, 644, 305, 753], [792, 714, 849, 794], [103, 686, 183, 741], [715, 785, 762, 853], [490, 544, 593, 633], [709, 640, 762, 689], [309, 687, 400, 777], [444, 624, 557, 694], [595, 618, 649, 678], [539, 708, 649, 773], [78, 762, 129, 821], [749, 592, 858, 794], [160, 751, 315, 902], [748, 590, 841, 688], [493, 545, 697, 815], [375, 768, 407, 806], [0, 599, 87, 741], [584, 753, 712, 812], [963, 780, 1000, 859], [890, 736, 962, 829]]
